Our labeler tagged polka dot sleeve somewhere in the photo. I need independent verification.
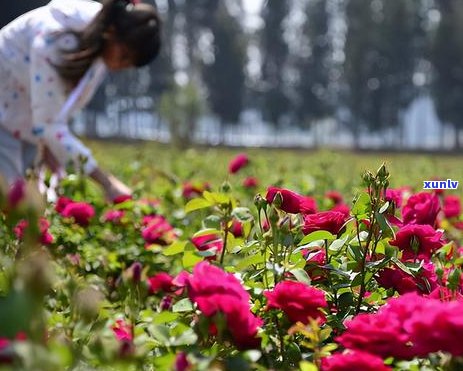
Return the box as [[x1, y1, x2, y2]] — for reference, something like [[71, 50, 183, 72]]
[[29, 33, 98, 174]]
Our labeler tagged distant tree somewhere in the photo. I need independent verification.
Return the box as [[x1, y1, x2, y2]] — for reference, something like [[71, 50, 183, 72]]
[[202, 3, 246, 134], [159, 82, 205, 149], [260, 0, 291, 127], [343, 0, 417, 148], [431, 0, 463, 149], [295, 0, 333, 130]]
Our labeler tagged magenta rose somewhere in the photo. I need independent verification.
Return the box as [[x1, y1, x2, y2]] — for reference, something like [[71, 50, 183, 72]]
[[228, 153, 249, 174], [302, 211, 348, 235], [389, 224, 444, 261], [336, 294, 425, 359], [191, 232, 223, 256], [7, 178, 25, 208], [385, 187, 410, 209], [266, 186, 317, 214], [182, 182, 209, 199], [325, 190, 343, 205], [55, 196, 73, 213], [112, 319, 133, 342], [443, 195, 461, 219], [141, 215, 176, 246], [321, 351, 391, 371], [264, 280, 327, 324], [185, 262, 262, 349], [243, 176, 259, 188], [147, 272, 177, 294], [376, 263, 437, 295], [14, 218, 54, 245], [61, 201, 95, 226], [103, 210, 125, 224], [402, 192, 440, 226]]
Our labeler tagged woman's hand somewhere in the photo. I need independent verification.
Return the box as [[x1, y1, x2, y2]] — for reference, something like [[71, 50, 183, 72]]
[[90, 167, 132, 202], [42, 146, 62, 173]]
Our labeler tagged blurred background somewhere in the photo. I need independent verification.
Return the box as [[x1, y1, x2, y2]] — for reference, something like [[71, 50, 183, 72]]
[[2, 0, 463, 151]]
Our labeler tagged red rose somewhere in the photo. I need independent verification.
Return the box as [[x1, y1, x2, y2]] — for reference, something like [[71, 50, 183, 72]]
[[182, 182, 209, 199], [185, 262, 262, 349], [7, 178, 25, 208], [103, 210, 125, 224], [385, 187, 410, 209], [175, 352, 190, 371], [113, 194, 132, 204], [443, 195, 461, 219], [191, 232, 223, 256], [336, 294, 424, 359], [230, 220, 243, 237], [228, 153, 249, 174], [404, 296, 463, 356], [402, 192, 440, 226], [61, 202, 95, 226], [376, 263, 437, 295], [147, 272, 176, 294], [266, 186, 317, 214], [325, 190, 343, 205], [264, 280, 327, 324], [243, 176, 259, 188], [331, 203, 350, 217], [322, 351, 391, 371], [141, 215, 176, 246], [112, 319, 133, 342], [55, 196, 73, 213], [302, 211, 348, 235], [13, 218, 54, 245], [389, 224, 444, 261]]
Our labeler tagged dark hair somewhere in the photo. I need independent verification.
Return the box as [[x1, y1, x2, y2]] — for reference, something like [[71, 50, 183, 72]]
[[54, 0, 162, 85]]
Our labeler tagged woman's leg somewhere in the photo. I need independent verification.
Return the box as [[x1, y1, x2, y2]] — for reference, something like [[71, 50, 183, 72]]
[[0, 126, 37, 184]]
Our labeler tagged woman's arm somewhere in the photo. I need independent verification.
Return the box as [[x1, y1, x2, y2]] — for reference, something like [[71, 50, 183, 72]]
[[89, 167, 132, 201]]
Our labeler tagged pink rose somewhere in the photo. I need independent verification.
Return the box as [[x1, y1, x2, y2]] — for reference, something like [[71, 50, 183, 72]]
[[141, 215, 176, 246], [182, 182, 209, 199], [266, 186, 317, 214], [185, 262, 262, 349], [112, 194, 132, 204], [147, 272, 177, 294], [7, 178, 25, 208], [55, 196, 73, 213], [13, 218, 54, 245], [242, 176, 259, 188], [389, 224, 444, 261], [443, 195, 461, 219], [322, 351, 391, 371], [191, 232, 223, 256], [264, 281, 327, 324], [302, 211, 348, 235], [112, 319, 133, 342], [228, 153, 249, 174], [103, 210, 125, 224], [376, 263, 437, 295], [325, 190, 343, 205], [61, 201, 95, 226], [402, 192, 440, 226]]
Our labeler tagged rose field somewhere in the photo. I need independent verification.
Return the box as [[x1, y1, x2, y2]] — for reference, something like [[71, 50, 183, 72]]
[[2, 141, 463, 370]]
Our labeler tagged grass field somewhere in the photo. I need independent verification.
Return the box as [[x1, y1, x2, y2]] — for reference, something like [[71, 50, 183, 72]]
[[87, 139, 463, 198]]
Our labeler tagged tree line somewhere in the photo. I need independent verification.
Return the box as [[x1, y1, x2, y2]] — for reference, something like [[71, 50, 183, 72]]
[[2, 1, 463, 149]]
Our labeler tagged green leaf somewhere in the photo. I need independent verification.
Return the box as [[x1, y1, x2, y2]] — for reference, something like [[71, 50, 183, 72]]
[[182, 251, 203, 268], [203, 191, 230, 205], [232, 207, 254, 222], [153, 311, 180, 324], [299, 361, 318, 371], [378, 201, 390, 214], [172, 298, 194, 313], [171, 328, 198, 346], [391, 257, 413, 275], [236, 254, 265, 270], [185, 198, 212, 213], [163, 241, 188, 256], [299, 231, 335, 246], [290, 269, 311, 285], [329, 236, 348, 254], [352, 192, 371, 219]]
